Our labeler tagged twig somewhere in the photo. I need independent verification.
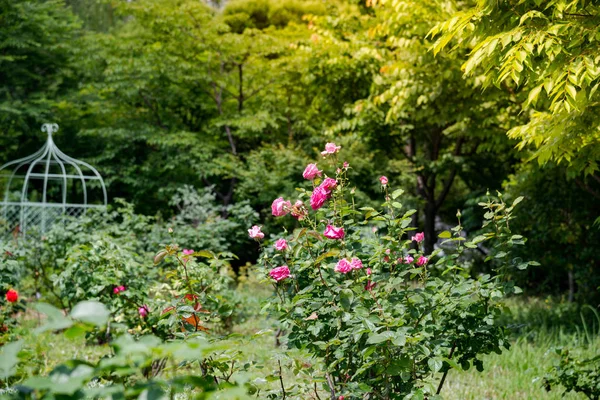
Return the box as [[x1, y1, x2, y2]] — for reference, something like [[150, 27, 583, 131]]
[[436, 342, 457, 395], [278, 359, 287, 399], [325, 373, 336, 400], [314, 382, 322, 400]]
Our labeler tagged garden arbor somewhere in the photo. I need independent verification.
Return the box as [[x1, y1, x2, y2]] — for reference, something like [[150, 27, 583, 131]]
[[0, 123, 107, 237]]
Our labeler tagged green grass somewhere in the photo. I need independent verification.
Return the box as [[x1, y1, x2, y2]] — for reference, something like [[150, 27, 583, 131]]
[[443, 297, 600, 399]]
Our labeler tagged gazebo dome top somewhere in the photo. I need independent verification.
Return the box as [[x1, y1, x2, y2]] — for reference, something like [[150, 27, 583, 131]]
[[0, 123, 107, 237]]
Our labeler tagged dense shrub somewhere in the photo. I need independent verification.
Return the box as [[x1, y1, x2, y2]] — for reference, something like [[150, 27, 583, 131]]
[[256, 144, 535, 398]]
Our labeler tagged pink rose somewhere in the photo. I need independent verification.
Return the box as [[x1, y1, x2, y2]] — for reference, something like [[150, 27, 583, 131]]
[[412, 232, 425, 243], [303, 163, 322, 180], [310, 186, 330, 210], [323, 225, 345, 240], [404, 255, 414, 264], [248, 225, 264, 239], [350, 257, 363, 270], [182, 249, 194, 256], [366, 268, 372, 275], [335, 259, 353, 274], [269, 266, 291, 282], [138, 305, 149, 318], [343, 161, 349, 169], [396, 257, 403, 264], [379, 176, 388, 185], [272, 197, 292, 217], [274, 238, 288, 251], [385, 249, 391, 255], [416, 256, 429, 266], [321, 142, 341, 155], [320, 177, 337, 191]]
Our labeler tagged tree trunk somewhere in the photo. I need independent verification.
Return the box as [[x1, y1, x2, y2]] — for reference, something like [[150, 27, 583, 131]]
[[424, 200, 436, 254]]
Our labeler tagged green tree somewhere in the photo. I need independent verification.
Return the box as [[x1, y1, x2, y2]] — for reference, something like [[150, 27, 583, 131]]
[[430, 0, 600, 177], [0, 0, 81, 164], [311, 0, 519, 253], [59, 0, 336, 214]]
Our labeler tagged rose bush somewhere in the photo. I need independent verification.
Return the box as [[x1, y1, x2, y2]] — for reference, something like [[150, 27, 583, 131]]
[[256, 144, 536, 399]]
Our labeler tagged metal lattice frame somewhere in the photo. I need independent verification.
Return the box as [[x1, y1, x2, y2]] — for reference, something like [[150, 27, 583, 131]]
[[0, 123, 107, 237]]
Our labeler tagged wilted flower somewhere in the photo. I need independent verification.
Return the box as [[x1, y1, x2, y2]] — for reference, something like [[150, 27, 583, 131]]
[[365, 280, 376, 291], [291, 200, 307, 220]]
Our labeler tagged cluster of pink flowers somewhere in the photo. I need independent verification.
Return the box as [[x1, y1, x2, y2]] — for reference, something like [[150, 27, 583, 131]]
[[335, 257, 363, 274], [113, 285, 126, 295], [269, 265, 291, 282], [323, 224, 345, 240]]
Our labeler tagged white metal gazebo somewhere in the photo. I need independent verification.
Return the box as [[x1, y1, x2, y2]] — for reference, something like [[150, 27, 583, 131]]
[[0, 123, 107, 237]]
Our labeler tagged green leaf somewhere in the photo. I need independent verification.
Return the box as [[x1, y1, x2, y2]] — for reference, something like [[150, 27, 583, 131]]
[[438, 231, 452, 239], [34, 303, 73, 333], [428, 357, 443, 373], [315, 249, 340, 264], [366, 331, 395, 344], [70, 301, 110, 326], [0, 340, 23, 379], [340, 289, 354, 311], [512, 196, 524, 207], [391, 188, 404, 199]]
